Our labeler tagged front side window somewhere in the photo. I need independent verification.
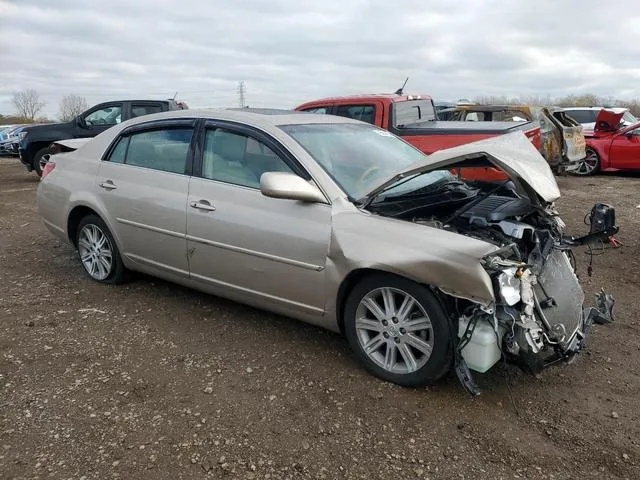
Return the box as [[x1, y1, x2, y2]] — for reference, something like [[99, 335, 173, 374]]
[[281, 123, 431, 199], [334, 104, 375, 124], [107, 128, 193, 174], [202, 129, 294, 188], [84, 106, 122, 126]]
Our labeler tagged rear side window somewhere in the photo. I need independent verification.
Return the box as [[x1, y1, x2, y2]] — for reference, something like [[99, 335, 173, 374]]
[[465, 112, 485, 121], [106, 128, 193, 174], [392, 100, 436, 128], [131, 104, 164, 118], [108, 137, 129, 164], [564, 110, 596, 124], [302, 107, 328, 114], [334, 105, 376, 124]]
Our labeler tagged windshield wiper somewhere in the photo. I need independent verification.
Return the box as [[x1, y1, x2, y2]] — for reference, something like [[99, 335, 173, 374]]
[[356, 172, 424, 209], [380, 179, 467, 201]]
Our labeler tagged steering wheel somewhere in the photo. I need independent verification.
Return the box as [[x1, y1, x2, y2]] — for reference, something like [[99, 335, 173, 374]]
[[358, 166, 382, 186]]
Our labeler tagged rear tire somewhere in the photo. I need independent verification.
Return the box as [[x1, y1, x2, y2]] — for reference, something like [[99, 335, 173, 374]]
[[32, 147, 49, 177], [76, 215, 126, 284], [344, 274, 452, 387]]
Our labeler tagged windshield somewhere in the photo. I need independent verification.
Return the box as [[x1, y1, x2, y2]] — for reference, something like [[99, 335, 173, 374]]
[[392, 100, 437, 128], [280, 123, 448, 199]]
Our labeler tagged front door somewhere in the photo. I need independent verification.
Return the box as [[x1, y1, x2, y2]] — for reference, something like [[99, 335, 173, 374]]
[[608, 128, 640, 169], [74, 102, 124, 138], [186, 123, 331, 315], [96, 121, 195, 277]]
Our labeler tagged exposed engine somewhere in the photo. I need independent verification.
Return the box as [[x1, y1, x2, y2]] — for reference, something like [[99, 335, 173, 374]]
[[368, 177, 617, 394]]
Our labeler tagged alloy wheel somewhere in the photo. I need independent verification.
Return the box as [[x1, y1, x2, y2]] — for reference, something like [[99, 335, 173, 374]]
[[574, 149, 599, 175], [355, 287, 434, 374], [78, 224, 113, 281]]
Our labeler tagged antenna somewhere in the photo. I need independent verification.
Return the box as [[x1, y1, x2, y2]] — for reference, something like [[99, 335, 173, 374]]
[[172, 91, 178, 100], [395, 77, 409, 95]]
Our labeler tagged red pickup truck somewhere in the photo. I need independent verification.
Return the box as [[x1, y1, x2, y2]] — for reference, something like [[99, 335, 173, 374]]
[[295, 94, 541, 181]]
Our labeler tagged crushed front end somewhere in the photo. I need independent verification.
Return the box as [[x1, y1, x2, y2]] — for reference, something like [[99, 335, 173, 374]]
[[455, 202, 617, 394]]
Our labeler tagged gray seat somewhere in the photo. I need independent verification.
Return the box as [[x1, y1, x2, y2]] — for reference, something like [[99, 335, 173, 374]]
[[203, 131, 258, 187]]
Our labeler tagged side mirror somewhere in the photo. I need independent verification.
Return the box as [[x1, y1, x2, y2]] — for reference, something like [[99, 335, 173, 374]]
[[76, 116, 88, 128], [260, 172, 326, 203]]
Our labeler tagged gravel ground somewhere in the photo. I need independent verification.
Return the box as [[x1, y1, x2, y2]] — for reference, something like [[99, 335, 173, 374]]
[[1, 157, 639, 480]]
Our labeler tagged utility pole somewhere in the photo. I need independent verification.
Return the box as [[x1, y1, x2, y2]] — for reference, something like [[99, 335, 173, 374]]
[[237, 81, 246, 108]]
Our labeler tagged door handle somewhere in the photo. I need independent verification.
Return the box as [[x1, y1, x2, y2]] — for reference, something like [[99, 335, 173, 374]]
[[99, 180, 117, 190], [189, 200, 216, 212]]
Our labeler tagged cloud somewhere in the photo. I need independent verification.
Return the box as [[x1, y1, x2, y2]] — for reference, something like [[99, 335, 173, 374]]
[[1, 0, 639, 119]]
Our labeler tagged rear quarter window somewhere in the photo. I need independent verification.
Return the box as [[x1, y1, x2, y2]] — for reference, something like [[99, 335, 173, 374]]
[[564, 110, 596, 124], [392, 100, 436, 127], [334, 105, 376, 124]]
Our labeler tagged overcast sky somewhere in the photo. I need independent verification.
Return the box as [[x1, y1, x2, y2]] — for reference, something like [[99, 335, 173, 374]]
[[1, 0, 639, 119]]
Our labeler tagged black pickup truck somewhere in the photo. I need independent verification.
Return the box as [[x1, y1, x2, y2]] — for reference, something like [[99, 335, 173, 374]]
[[18, 99, 187, 175]]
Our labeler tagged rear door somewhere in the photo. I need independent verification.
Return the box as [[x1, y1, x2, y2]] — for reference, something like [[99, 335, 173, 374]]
[[186, 121, 331, 315], [96, 119, 195, 277]]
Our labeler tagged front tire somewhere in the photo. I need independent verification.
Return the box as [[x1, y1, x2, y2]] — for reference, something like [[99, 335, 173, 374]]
[[76, 215, 126, 284], [344, 274, 452, 387], [573, 148, 600, 176]]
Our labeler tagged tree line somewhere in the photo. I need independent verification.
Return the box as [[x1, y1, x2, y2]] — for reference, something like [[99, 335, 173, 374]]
[[5, 89, 640, 124], [473, 94, 640, 116]]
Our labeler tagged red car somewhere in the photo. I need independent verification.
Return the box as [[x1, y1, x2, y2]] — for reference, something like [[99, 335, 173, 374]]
[[578, 109, 640, 175]]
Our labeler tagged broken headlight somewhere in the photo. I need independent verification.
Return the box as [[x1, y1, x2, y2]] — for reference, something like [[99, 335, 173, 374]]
[[496, 267, 521, 306]]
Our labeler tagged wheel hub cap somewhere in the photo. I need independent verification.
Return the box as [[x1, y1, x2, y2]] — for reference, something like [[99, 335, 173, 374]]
[[355, 287, 434, 375], [78, 224, 113, 281]]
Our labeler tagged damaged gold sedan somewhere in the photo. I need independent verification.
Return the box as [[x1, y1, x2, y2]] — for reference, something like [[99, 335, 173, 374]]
[[36, 110, 615, 394]]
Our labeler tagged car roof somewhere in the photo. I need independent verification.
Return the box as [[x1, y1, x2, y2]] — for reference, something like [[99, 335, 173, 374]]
[[562, 107, 629, 113], [443, 104, 529, 112], [297, 93, 432, 105], [121, 107, 365, 129]]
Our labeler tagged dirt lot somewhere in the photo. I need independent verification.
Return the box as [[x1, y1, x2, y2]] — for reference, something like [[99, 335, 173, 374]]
[[0, 157, 638, 480]]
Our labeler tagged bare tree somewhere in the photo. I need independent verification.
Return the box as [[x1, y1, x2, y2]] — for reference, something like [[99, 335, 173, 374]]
[[58, 94, 88, 121], [13, 89, 46, 121]]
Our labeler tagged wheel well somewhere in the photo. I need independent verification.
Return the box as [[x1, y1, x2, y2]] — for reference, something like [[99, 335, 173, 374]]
[[29, 141, 51, 158], [67, 206, 100, 246], [586, 145, 604, 167]]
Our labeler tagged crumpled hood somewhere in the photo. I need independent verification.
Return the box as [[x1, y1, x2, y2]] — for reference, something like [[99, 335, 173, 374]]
[[364, 131, 561, 203]]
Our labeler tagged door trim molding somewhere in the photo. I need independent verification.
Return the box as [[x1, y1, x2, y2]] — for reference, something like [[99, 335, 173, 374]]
[[186, 234, 325, 272], [117, 217, 185, 239]]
